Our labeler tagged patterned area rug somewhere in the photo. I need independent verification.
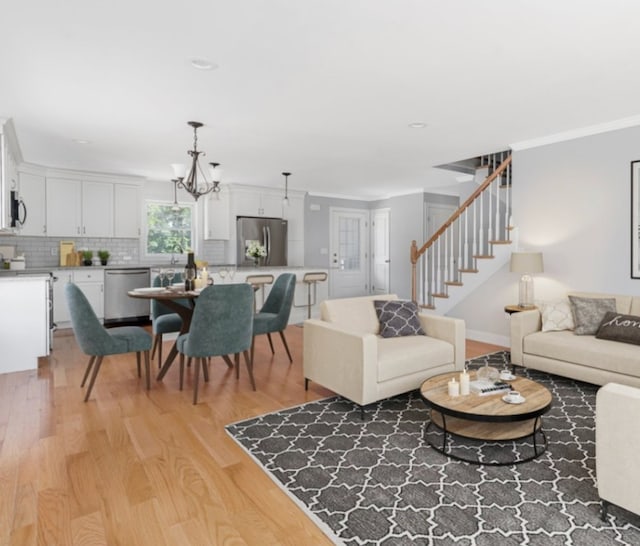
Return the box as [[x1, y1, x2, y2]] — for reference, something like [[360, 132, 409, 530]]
[[226, 352, 640, 545]]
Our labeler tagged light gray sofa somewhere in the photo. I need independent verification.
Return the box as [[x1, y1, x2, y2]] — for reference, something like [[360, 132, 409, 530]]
[[303, 294, 465, 407], [510, 291, 640, 388]]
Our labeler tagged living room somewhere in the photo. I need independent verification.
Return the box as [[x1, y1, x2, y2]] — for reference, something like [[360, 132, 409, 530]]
[[2, 1, 640, 545]]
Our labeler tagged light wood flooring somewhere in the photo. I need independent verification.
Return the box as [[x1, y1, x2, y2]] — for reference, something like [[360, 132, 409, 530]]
[[0, 325, 505, 545]]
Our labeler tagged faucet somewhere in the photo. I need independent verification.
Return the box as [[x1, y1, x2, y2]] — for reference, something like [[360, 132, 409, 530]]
[[170, 245, 183, 265]]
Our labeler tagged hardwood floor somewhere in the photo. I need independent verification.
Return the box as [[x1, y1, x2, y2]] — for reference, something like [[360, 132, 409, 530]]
[[0, 325, 505, 545]]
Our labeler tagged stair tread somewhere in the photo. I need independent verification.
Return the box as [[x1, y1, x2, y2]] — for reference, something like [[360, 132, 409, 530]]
[[459, 268, 479, 273], [419, 303, 436, 310], [489, 240, 512, 245], [432, 293, 449, 299], [473, 254, 495, 259], [444, 281, 463, 286]]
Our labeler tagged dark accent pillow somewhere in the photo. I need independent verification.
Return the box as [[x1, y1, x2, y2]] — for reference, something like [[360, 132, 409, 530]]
[[568, 296, 617, 335], [374, 300, 425, 338], [596, 312, 640, 345]]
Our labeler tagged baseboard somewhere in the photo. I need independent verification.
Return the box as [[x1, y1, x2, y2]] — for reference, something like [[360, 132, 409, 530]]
[[466, 329, 510, 348]]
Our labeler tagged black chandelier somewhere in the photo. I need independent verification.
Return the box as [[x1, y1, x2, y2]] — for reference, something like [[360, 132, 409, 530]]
[[282, 171, 291, 206], [171, 121, 221, 201]]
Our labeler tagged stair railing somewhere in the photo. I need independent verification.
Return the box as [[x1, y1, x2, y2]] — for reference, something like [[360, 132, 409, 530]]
[[411, 153, 512, 306]]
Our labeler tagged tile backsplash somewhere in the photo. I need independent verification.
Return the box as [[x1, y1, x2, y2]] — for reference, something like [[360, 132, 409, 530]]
[[0, 236, 226, 268]]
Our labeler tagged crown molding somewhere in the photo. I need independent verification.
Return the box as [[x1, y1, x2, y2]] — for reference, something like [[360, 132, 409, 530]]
[[510, 114, 640, 151]]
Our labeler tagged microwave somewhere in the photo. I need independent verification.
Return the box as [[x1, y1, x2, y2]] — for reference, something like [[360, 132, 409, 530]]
[[10, 190, 26, 228]]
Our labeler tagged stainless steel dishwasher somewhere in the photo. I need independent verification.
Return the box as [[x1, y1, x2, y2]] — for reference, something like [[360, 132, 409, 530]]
[[104, 268, 150, 324]]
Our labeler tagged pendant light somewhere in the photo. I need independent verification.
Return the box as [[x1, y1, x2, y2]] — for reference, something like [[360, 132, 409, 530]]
[[282, 171, 291, 207]]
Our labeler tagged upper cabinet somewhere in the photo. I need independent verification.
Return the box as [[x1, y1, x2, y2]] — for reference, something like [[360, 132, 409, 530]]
[[17, 170, 46, 236], [114, 184, 141, 238], [204, 186, 230, 240], [46, 178, 113, 237], [232, 187, 284, 218]]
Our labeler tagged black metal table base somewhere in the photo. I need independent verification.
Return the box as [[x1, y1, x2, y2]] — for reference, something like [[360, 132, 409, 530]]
[[423, 412, 548, 466]]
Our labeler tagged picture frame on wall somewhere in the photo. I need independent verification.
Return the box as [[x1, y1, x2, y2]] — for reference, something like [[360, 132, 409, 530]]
[[632, 160, 640, 278]]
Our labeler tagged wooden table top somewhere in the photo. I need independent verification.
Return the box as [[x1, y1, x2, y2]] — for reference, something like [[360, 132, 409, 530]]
[[420, 371, 552, 423], [127, 287, 199, 300]]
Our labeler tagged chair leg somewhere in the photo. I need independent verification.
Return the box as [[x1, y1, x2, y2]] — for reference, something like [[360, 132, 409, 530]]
[[266, 333, 275, 355], [81, 355, 96, 387], [305, 378, 309, 391], [157, 335, 163, 369], [193, 358, 201, 404], [144, 351, 151, 391], [202, 358, 210, 382], [222, 355, 234, 368], [136, 352, 141, 378], [151, 334, 160, 359], [250, 338, 256, 368], [279, 330, 293, 363], [179, 354, 185, 391], [234, 353, 240, 380], [84, 356, 104, 402], [243, 349, 256, 391]]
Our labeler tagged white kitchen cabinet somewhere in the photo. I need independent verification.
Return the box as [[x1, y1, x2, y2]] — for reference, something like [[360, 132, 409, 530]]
[[82, 181, 114, 237], [46, 178, 82, 237], [283, 194, 304, 266], [204, 187, 231, 240], [0, 275, 50, 373], [233, 188, 283, 218], [53, 268, 104, 326], [17, 171, 47, 236], [46, 178, 114, 237], [114, 184, 141, 238]]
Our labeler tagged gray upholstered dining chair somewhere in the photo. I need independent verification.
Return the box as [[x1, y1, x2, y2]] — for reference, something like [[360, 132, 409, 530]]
[[150, 271, 189, 367], [65, 282, 152, 402], [251, 273, 296, 364], [177, 283, 255, 404]]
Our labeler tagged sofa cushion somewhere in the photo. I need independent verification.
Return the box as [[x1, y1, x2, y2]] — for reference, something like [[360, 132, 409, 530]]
[[538, 299, 575, 332], [321, 294, 397, 334], [596, 312, 640, 346], [377, 336, 453, 382], [374, 299, 425, 338], [568, 295, 617, 335], [524, 330, 640, 376]]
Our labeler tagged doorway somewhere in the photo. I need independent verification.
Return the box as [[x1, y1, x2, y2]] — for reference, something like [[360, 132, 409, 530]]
[[371, 208, 390, 295], [329, 208, 370, 298]]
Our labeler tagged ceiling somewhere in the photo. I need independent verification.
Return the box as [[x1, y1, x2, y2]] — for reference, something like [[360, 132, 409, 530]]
[[2, 0, 640, 200]]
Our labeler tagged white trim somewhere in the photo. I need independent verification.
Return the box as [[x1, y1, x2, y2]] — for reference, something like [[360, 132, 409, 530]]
[[510, 114, 640, 151], [464, 328, 510, 348], [308, 189, 426, 201]]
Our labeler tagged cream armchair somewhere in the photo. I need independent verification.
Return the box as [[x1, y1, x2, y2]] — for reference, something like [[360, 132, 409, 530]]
[[596, 383, 640, 520], [303, 294, 465, 408]]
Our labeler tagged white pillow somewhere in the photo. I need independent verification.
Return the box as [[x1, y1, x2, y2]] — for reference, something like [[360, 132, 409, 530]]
[[539, 299, 575, 332]]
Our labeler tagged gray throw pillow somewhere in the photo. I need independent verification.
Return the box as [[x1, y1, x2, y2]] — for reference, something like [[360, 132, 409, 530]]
[[596, 312, 640, 345], [568, 296, 617, 335], [374, 300, 426, 338]]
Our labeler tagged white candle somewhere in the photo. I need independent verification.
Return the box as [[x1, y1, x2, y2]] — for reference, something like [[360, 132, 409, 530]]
[[448, 379, 460, 397], [201, 267, 208, 286], [460, 371, 470, 395]]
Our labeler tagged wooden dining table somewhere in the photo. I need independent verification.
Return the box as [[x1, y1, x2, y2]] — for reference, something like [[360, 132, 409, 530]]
[[128, 287, 235, 381]]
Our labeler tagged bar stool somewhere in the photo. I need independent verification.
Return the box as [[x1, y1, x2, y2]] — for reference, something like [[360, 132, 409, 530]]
[[302, 271, 328, 319], [245, 274, 275, 311]]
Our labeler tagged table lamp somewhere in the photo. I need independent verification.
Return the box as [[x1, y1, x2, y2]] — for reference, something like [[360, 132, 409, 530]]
[[510, 252, 544, 308]]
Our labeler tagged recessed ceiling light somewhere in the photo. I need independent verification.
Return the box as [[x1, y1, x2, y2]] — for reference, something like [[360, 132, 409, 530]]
[[408, 122, 427, 129], [73, 138, 91, 145], [189, 57, 218, 71]]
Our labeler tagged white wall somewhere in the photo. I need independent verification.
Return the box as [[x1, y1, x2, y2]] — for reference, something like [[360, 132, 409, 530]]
[[448, 125, 640, 344]]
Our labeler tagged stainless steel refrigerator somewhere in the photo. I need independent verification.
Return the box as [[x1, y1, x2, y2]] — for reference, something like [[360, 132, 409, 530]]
[[236, 216, 288, 266]]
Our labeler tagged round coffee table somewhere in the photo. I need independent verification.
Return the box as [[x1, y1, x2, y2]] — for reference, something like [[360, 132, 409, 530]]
[[419, 371, 553, 465]]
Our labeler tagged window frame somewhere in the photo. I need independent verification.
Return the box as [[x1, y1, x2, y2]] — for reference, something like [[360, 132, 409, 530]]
[[142, 199, 197, 261]]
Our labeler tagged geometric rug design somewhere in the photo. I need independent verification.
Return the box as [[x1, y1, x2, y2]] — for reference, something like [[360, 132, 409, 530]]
[[226, 352, 640, 545]]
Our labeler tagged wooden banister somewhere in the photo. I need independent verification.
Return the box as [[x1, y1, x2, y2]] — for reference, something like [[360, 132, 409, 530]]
[[411, 154, 512, 302]]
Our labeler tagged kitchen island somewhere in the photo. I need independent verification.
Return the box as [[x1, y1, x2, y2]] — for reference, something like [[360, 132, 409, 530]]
[[0, 274, 50, 373]]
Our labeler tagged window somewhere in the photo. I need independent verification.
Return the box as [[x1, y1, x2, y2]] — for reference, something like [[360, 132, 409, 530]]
[[144, 201, 195, 257]]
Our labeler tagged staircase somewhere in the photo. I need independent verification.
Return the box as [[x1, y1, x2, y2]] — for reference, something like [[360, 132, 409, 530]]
[[411, 152, 513, 314]]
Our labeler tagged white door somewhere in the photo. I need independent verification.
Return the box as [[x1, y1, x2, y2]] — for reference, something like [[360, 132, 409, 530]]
[[372, 208, 390, 295], [329, 208, 369, 298]]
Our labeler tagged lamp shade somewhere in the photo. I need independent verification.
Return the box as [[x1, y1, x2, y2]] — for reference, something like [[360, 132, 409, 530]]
[[510, 252, 544, 274]]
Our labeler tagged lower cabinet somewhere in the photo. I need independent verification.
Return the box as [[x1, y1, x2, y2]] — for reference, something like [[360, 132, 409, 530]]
[[53, 269, 105, 327]]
